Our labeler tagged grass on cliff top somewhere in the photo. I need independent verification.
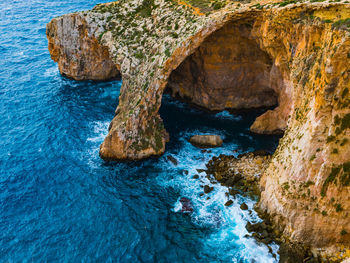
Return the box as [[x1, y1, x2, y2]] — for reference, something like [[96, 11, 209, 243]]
[[332, 18, 350, 30], [179, 0, 230, 13]]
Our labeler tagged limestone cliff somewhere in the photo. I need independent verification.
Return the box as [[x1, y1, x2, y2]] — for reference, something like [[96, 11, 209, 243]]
[[47, 0, 350, 260], [47, 12, 120, 80]]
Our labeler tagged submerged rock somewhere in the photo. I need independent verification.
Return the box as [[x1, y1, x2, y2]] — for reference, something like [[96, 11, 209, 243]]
[[189, 135, 223, 148], [203, 185, 214, 194], [240, 203, 248, 210], [167, 155, 178, 166], [225, 200, 233, 206], [179, 197, 193, 214]]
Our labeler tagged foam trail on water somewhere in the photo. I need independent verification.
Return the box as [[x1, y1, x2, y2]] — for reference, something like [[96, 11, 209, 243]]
[[215, 110, 242, 121], [156, 129, 279, 262], [44, 66, 59, 77], [87, 121, 110, 143], [85, 121, 110, 168]]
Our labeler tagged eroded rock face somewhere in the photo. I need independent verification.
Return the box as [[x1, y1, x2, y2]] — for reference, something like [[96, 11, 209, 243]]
[[167, 22, 279, 111], [46, 13, 120, 80], [46, 0, 350, 259]]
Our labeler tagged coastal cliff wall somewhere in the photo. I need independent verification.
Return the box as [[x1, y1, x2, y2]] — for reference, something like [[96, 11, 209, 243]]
[[47, 12, 119, 80], [47, 0, 350, 259], [166, 21, 279, 111]]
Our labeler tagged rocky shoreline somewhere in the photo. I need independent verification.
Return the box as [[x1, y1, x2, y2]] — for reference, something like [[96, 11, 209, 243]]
[[195, 151, 322, 262]]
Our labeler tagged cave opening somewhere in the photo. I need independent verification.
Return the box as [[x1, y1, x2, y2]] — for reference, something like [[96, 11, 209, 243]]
[[163, 20, 286, 136]]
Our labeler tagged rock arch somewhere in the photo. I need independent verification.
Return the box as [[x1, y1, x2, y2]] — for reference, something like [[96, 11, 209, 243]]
[[47, 1, 350, 257], [99, 14, 293, 160]]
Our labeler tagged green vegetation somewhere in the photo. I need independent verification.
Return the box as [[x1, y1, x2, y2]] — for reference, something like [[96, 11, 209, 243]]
[[335, 203, 343, 212], [135, 0, 155, 18], [332, 18, 350, 30], [326, 135, 336, 143], [282, 182, 290, 190], [279, 0, 297, 7], [340, 162, 350, 187], [165, 48, 171, 57], [98, 32, 105, 41], [340, 113, 350, 132], [341, 229, 348, 236], [322, 162, 350, 196], [135, 52, 144, 59], [321, 167, 341, 197]]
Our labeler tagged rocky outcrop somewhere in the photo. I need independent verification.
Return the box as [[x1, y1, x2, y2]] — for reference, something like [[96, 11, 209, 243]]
[[46, 13, 120, 80], [47, 0, 350, 259], [189, 135, 223, 148]]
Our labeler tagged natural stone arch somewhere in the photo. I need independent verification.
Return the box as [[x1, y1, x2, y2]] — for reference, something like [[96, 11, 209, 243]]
[[99, 4, 350, 255], [47, 1, 350, 258], [166, 21, 279, 111], [99, 13, 292, 160], [99, 11, 238, 160]]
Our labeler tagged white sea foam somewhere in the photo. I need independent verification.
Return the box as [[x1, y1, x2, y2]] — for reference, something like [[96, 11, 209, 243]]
[[85, 121, 110, 169], [87, 121, 109, 143], [215, 110, 242, 121], [44, 66, 59, 77], [84, 106, 279, 261], [156, 129, 279, 262]]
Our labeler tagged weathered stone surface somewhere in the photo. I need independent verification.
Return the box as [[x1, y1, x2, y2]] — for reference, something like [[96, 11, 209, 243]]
[[47, 0, 350, 259], [46, 13, 120, 80], [167, 22, 278, 111], [189, 135, 223, 148]]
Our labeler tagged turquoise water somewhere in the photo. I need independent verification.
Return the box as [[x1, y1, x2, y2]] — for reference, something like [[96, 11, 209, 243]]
[[0, 0, 280, 262]]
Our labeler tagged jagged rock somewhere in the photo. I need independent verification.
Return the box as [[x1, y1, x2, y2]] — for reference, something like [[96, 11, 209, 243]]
[[180, 197, 193, 214], [214, 172, 223, 181], [229, 189, 239, 197], [240, 203, 248, 210], [225, 200, 233, 206], [246, 222, 254, 232], [46, 14, 120, 80], [189, 135, 223, 148], [204, 185, 213, 194]]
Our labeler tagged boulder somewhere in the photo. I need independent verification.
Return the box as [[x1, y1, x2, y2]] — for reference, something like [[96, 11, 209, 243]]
[[189, 135, 223, 148], [240, 203, 249, 210], [225, 200, 233, 206], [204, 185, 214, 194]]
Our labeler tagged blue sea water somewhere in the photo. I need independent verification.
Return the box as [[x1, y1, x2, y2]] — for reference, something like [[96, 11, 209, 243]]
[[0, 0, 281, 262]]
